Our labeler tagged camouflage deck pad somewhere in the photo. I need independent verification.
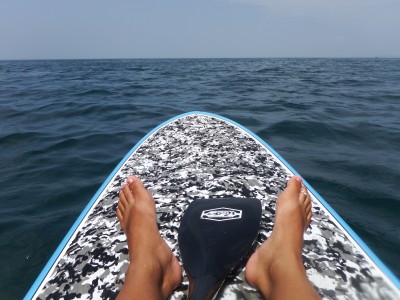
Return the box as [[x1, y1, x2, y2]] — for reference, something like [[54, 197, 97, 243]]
[[33, 113, 399, 300]]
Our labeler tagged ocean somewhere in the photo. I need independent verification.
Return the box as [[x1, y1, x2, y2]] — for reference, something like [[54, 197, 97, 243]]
[[0, 58, 399, 299]]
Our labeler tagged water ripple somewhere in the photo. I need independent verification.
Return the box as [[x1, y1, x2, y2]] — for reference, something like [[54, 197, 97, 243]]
[[1, 58, 400, 299]]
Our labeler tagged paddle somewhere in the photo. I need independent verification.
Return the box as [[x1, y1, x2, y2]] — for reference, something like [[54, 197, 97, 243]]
[[178, 197, 262, 299]]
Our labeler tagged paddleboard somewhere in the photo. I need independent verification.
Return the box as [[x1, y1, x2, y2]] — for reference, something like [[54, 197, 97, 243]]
[[25, 112, 400, 300]]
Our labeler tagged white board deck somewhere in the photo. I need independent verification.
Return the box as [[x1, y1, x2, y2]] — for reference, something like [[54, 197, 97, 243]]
[[25, 112, 400, 300]]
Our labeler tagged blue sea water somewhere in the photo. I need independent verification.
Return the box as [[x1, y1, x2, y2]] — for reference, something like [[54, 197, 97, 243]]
[[0, 58, 399, 299]]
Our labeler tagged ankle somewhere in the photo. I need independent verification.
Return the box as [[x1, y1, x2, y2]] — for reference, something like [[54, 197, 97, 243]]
[[135, 253, 164, 272], [117, 265, 161, 300], [269, 253, 305, 280]]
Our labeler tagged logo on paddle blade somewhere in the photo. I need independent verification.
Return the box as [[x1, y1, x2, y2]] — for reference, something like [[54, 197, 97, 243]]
[[200, 207, 242, 221]]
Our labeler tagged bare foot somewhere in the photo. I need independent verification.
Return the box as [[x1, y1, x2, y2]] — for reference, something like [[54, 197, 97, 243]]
[[116, 176, 182, 300], [245, 176, 319, 300]]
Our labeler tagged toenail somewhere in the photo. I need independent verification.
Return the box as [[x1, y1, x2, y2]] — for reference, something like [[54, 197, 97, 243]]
[[294, 176, 302, 183], [127, 176, 137, 184]]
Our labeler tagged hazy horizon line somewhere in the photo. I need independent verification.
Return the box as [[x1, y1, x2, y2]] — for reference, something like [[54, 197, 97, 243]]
[[1, 56, 399, 62]]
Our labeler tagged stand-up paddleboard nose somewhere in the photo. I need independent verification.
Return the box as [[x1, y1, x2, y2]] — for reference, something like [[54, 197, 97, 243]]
[[178, 197, 262, 300]]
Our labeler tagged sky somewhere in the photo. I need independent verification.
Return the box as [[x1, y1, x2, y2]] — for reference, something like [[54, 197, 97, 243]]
[[0, 0, 399, 59]]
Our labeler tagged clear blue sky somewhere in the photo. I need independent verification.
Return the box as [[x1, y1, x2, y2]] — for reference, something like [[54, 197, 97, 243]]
[[1, 0, 399, 59]]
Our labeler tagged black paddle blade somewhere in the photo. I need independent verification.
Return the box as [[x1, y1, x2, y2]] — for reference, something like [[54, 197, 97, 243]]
[[178, 197, 262, 300]]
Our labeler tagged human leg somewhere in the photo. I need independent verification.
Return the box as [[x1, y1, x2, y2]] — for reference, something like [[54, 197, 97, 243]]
[[245, 176, 320, 300], [116, 176, 182, 300]]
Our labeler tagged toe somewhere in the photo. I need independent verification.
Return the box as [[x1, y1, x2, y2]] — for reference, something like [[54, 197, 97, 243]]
[[299, 187, 308, 204], [116, 208, 125, 229], [119, 189, 127, 206], [118, 197, 126, 216], [129, 176, 153, 204], [306, 211, 312, 227], [287, 176, 302, 193], [122, 184, 136, 205], [284, 176, 303, 199], [305, 198, 311, 213], [126, 176, 136, 185]]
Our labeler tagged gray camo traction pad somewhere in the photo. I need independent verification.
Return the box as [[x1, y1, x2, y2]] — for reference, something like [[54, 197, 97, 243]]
[[34, 114, 398, 300]]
